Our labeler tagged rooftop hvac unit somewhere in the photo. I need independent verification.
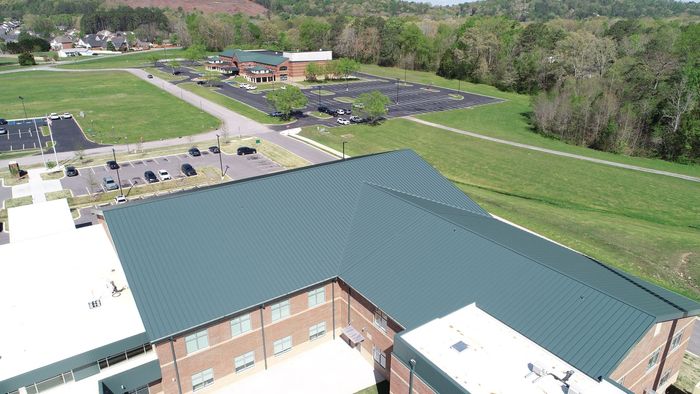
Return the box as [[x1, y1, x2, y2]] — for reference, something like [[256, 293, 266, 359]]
[[532, 361, 548, 377], [567, 385, 583, 394]]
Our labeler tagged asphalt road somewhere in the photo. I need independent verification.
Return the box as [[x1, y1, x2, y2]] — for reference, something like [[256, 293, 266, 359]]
[[0, 118, 49, 153], [49, 117, 103, 152], [60, 148, 281, 196]]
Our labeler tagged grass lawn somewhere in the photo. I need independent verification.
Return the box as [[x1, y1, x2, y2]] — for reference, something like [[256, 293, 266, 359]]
[[673, 353, 700, 393], [355, 381, 389, 394], [143, 67, 188, 82], [361, 64, 700, 178], [179, 82, 290, 125], [300, 118, 700, 300], [57, 49, 186, 70], [0, 71, 219, 144], [4, 196, 33, 209], [0, 149, 41, 163], [46, 189, 72, 201], [298, 77, 362, 86], [41, 170, 64, 181]]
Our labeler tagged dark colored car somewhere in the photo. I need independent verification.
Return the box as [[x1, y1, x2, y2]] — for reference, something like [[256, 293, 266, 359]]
[[237, 146, 257, 155], [173, 70, 181, 75], [146, 74, 153, 79], [0, 118, 7, 125], [318, 106, 330, 114], [208, 146, 220, 154], [144, 170, 158, 183], [0, 127, 7, 135], [106, 160, 120, 170], [65, 166, 79, 177], [181, 163, 197, 176], [269, 111, 283, 117], [188, 147, 201, 157]]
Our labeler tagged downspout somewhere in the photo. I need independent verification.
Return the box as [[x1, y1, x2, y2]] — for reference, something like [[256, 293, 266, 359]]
[[332, 279, 336, 339], [408, 359, 416, 393], [169, 337, 183, 394], [260, 305, 269, 370], [653, 319, 678, 390], [347, 287, 352, 325]]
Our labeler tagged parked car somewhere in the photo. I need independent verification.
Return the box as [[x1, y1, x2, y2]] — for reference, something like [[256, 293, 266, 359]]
[[269, 111, 283, 117], [62, 113, 72, 119], [172, 70, 181, 75], [114, 195, 127, 204], [318, 105, 330, 114], [239, 83, 250, 89], [349, 115, 365, 123], [245, 85, 257, 90], [49, 113, 60, 120], [335, 109, 346, 116], [344, 108, 352, 115], [353, 102, 365, 109], [144, 171, 158, 183], [106, 160, 120, 170], [181, 163, 197, 176], [158, 169, 171, 181], [146, 74, 153, 79], [0, 118, 7, 125], [337, 117, 350, 125], [0, 127, 7, 135], [103, 176, 118, 191], [237, 146, 257, 155], [65, 166, 79, 177], [208, 146, 220, 154], [188, 147, 201, 157]]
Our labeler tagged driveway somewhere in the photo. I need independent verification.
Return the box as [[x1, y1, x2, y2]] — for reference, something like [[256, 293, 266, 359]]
[[48, 117, 103, 152]]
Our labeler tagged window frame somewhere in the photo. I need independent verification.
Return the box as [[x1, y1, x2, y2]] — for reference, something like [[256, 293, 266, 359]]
[[374, 310, 388, 332], [234, 351, 255, 373], [671, 329, 684, 351], [271, 300, 291, 322], [309, 321, 327, 341], [372, 346, 387, 369], [647, 348, 660, 371], [659, 369, 672, 387], [185, 330, 209, 355], [308, 287, 326, 308], [273, 335, 293, 355], [191, 368, 214, 392], [231, 313, 252, 337]]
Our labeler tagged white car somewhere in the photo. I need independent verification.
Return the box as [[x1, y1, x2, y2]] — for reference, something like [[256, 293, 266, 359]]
[[62, 113, 72, 119], [114, 195, 127, 204], [158, 169, 172, 181], [245, 85, 257, 90], [239, 83, 250, 89], [336, 109, 346, 115], [337, 117, 350, 125], [48, 113, 60, 120]]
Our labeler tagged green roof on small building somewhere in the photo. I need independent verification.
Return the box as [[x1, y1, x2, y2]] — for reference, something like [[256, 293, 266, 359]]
[[103, 150, 700, 382]]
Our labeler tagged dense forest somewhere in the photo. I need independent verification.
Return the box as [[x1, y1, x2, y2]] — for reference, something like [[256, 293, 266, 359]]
[[1, 0, 699, 162]]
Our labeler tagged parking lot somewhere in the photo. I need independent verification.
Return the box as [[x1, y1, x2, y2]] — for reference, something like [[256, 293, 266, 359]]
[[0, 117, 103, 153], [60, 147, 282, 197], [158, 63, 500, 129]]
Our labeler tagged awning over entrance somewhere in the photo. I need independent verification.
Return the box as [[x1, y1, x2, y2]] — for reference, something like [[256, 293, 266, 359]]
[[342, 326, 365, 345]]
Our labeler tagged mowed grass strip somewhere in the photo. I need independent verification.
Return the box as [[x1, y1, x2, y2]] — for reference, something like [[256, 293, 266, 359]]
[[300, 119, 700, 300], [360, 64, 700, 178], [178, 82, 289, 125], [0, 71, 220, 143], [57, 49, 187, 70]]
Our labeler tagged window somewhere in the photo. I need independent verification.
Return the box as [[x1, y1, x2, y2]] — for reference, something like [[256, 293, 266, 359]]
[[647, 349, 660, 371], [671, 330, 684, 351], [373, 346, 386, 368], [231, 314, 252, 337], [271, 300, 290, 322], [273, 336, 293, 355], [308, 287, 325, 307], [234, 351, 255, 373], [191, 368, 214, 391], [185, 330, 209, 354], [659, 370, 672, 387], [309, 322, 326, 341], [279, 66, 288, 71], [374, 310, 388, 332]]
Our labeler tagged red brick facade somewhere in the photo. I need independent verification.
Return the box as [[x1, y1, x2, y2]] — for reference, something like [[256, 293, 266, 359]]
[[218, 55, 328, 82]]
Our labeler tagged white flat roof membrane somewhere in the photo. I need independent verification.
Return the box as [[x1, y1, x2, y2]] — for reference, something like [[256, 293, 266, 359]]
[[7, 199, 76, 243]]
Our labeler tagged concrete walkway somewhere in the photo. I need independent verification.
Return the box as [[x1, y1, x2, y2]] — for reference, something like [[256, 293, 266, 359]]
[[12, 168, 63, 203], [407, 117, 700, 183]]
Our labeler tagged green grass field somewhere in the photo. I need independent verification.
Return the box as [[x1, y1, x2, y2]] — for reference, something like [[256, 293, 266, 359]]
[[179, 82, 290, 125], [300, 119, 700, 300], [0, 71, 219, 143], [361, 64, 700, 178], [57, 49, 187, 70]]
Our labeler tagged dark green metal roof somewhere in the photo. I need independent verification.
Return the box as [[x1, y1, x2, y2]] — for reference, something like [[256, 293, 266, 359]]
[[220, 49, 287, 66], [98, 360, 161, 394], [103, 150, 700, 382]]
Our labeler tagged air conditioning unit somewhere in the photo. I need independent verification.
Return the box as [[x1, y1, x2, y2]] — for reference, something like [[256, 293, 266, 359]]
[[567, 385, 583, 394], [532, 361, 548, 377]]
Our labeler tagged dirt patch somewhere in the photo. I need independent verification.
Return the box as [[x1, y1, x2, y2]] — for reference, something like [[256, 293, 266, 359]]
[[107, 0, 267, 16]]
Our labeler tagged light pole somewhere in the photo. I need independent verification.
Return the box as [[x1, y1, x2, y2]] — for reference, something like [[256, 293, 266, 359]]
[[317, 85, 321, 108], [342, 141, 347, 160], [216, 134, 224, 178], [458, 78, 461, 92], [18, 96, 46, 168], [396, 78, 399, 104], [112, 148, 123, 196]]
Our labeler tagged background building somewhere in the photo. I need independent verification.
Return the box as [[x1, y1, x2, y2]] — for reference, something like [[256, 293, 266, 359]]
[[207, 49, 332, 82]]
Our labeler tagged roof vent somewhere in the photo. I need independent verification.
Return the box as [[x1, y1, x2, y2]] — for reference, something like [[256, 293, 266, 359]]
[[88, 299, 102, 309], [450, 341, 468, 352], [531, 361, 548, 377]]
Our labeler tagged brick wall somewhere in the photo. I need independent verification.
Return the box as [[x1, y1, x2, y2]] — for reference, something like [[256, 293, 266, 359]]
[[609, 317, 695, 393], [389, 354, 435, 394]]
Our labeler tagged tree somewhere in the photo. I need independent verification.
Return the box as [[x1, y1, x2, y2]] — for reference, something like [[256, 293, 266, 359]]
[[147, 53, 160, 67], [355, 91, 391, 124], [106, 41, 116, 52], [18, 52, 36, 66], [299, 18, 331, 51], [185, 44, 206, 64], [204, 71, 220, 87], [323, 60, 338, 80], [266, 86, 308, 119], [305, 62, 321, 81], [336, 58, 360, 90]]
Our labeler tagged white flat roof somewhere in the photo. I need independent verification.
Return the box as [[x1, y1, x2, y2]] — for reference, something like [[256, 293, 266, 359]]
[[283, 51, 332, 62], [8, 199, 76, 243], [401, 304, 625, 394], [0, 224, 145, 382]]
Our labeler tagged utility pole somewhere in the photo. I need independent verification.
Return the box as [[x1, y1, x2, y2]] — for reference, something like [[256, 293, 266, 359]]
[[112, 148, 123, 196], [317, 85, 321, 108], [342, 141, 347, 160], [18, 96, 46, 168], [216, 134, 224, 178], [396, 78, 399, 104], [47, 117, 58, 165]]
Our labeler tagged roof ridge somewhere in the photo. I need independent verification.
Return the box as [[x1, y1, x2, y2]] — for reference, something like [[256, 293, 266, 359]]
[[368, 186, 660, 321], [365, 182, 489, 217]]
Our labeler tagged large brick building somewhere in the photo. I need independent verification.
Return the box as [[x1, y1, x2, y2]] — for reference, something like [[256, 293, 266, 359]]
[[206, 49, 332, 82], [2, 150, 698, 394]]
